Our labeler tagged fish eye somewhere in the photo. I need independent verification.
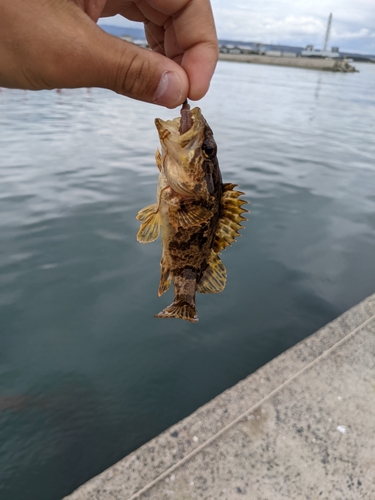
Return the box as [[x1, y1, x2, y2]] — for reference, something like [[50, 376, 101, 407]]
[[202, 140, 217, 158]]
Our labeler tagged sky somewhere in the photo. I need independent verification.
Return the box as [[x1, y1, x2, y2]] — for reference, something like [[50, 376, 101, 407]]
[[100, 0, 375, 54]]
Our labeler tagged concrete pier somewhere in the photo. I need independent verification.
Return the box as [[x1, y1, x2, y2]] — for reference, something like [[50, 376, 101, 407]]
[[64, 294, 375, 499], [218, 53, 358, 72]]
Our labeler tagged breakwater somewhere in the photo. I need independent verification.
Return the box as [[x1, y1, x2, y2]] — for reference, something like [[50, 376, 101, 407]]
[[219, 53, 358, 72], [64, 293, 375, 499]]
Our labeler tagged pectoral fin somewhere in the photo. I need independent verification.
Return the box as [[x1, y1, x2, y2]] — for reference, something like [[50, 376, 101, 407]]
[[213, 184, 248, 253], [168, 205, 211, 229], [197, 251, 227, 294], [136, 204, 160, 243]]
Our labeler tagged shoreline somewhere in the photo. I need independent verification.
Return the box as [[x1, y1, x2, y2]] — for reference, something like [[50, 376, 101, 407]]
[[64, 293, 375, 499], [218, 53, 358, 72]]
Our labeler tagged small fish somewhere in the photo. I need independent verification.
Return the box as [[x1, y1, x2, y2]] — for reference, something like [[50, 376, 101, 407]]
[[137, 102, 248, 322]]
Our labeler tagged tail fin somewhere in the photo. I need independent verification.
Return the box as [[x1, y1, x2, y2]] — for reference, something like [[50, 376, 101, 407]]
[[155, 301, 198, 323]]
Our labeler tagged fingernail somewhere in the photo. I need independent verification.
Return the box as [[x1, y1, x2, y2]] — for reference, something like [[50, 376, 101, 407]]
[[154, 71, 182, 107]]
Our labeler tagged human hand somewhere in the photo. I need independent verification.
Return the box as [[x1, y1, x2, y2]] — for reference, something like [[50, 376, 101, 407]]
[[0, 0, 218, 108]]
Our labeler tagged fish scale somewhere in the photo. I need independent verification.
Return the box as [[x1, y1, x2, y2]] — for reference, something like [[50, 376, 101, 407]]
[[137, 103, 248, 322]]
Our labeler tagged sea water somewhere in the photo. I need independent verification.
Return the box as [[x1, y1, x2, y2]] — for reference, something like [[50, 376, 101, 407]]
[[0, 62, 374, 499]]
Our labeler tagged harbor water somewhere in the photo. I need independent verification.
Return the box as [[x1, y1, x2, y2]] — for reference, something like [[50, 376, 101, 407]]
[[0, 62, 374, 499]]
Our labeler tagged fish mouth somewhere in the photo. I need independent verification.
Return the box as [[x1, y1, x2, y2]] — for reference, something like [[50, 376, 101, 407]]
[[154, 107, 209, 198], [154, 107, 206, 148]]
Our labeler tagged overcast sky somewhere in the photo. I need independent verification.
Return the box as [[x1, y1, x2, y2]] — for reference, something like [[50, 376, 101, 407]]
[[100, 0, 375, 54]]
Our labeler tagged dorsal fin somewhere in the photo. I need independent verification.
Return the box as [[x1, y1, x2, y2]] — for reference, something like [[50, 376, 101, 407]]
[[213, 183, 248, 254], [197, 251, 227, 294]]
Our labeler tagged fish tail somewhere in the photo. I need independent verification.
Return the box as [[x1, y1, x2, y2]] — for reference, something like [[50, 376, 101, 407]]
[[155, 300, 198, 323]]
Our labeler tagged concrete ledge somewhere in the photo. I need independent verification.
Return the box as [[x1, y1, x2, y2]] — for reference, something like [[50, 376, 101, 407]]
[[64, 294, 375, 499], [218, 53, 358, 72]]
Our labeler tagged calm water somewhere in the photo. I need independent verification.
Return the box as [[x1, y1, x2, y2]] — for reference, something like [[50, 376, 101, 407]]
[[1, 62, 374, 499]]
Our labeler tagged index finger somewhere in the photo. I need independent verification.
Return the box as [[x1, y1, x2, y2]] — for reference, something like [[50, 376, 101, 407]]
[[124, 0, 218, 101], [154, 0, 219, 100]]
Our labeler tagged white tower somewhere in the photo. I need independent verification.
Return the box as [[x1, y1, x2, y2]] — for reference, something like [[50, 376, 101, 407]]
[[323, 13, 332, 52]]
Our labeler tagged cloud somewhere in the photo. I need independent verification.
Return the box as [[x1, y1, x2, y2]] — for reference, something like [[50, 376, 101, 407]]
[[211, 0, 375, 53], [99, 1, 375, 54], [337, 28, 370, 39]]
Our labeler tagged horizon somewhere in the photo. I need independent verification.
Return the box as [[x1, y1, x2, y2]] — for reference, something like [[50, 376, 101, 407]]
[[98, 23, 375, 57], [98, 0, 375, 55]]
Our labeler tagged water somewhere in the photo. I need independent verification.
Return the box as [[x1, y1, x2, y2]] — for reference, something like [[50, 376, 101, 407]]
[[1, 62, 374, 499]]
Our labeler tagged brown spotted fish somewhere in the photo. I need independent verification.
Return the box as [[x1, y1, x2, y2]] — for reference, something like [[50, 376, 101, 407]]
[[136, 102, 248, 322]]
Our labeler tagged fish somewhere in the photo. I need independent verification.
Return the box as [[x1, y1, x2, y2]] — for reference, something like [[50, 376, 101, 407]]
[[136, 101, 248, 322]]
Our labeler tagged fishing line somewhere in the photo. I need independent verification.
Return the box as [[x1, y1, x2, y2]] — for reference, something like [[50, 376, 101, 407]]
[[144, 22, 167, 57], [143, 22, 190, 113]]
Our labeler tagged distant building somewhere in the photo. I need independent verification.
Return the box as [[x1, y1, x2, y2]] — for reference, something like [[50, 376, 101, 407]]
[[236, 45, 258, 55], [301, 45, 340, 58], [265, 50, 282, 57], [219, 45, 257, 55], [301, 13, 340, 58], [254, 43, 266, 55], [219, 44, 235, 54], [228, 47, 242, 54]]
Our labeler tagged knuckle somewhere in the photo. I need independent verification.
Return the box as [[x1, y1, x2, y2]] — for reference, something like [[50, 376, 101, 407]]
[[115, 50, 156, 99], [206, 40, 220, 59]]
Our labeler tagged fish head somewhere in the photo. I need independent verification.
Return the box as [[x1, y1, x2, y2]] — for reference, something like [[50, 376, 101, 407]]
[[155, 107, 220, 198]]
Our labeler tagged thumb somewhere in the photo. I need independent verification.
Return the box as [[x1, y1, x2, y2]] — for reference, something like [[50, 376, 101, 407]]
[[3, 0, 189, 108], [85, 26, 189, 108]]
